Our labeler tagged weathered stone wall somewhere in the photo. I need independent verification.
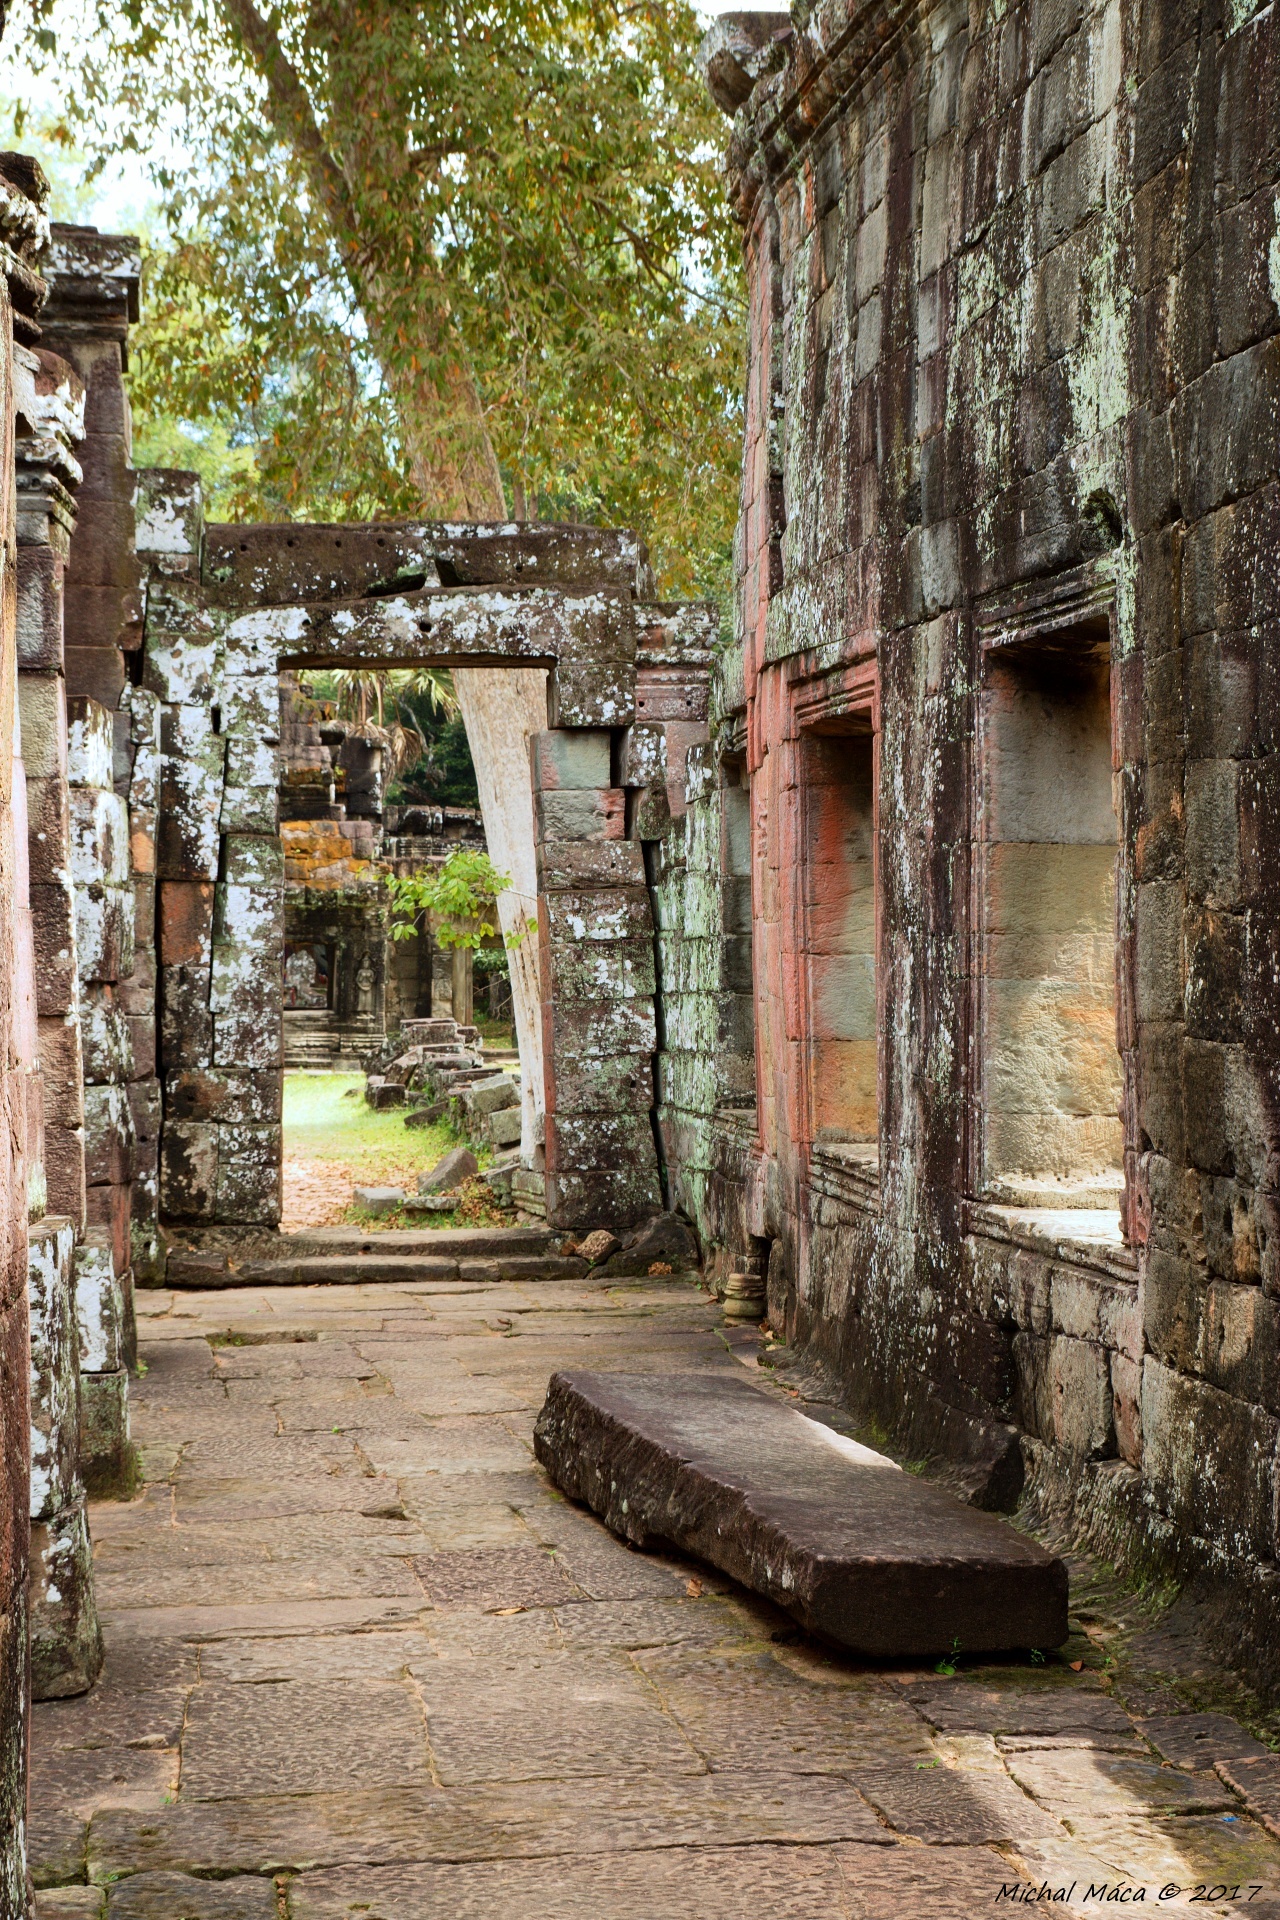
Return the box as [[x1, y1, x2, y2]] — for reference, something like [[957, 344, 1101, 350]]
[[0, 150, 59, 1914], [40, 226, 150, 1495], [137, 471, 285, 1232], [690, 0, 1280, 1662]]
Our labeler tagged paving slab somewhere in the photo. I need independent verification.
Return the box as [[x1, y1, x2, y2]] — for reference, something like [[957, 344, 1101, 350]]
[[36, 1273, 1280, 1915], [1140, 1712, 1272, 1770], [179, 1679, 431, 1798], [106, 1874, 276, 1918], [534, 1370, 1068, 1656], [849, 1761, 1065, 1842], [88, 1772, 889, 1878], [289, 1842, 857, 1919]]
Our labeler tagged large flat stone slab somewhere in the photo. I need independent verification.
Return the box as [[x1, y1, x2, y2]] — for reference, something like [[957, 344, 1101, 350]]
[[533, 1371, 1068, 1657]]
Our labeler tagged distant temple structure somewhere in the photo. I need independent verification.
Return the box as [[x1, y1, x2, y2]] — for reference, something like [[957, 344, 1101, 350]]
[[277, 674, 485, 1068]]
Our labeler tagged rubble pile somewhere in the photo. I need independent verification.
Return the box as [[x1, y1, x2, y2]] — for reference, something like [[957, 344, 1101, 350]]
[[364, 1017, 522, 1152]]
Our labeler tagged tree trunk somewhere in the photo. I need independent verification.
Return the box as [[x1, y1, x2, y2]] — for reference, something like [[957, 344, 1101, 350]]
[[225, 0, 548, 1164], [451, 669, 548, 1166]]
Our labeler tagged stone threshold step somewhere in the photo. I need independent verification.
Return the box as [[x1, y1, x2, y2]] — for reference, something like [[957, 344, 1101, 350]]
[[230, 1253, 588, 1286], [165, 1226, 582, 1288], [534, 1371, 1068, 1659]]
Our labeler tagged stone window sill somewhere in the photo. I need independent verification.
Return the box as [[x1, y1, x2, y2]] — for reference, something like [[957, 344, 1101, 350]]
[[809, 1139, 880, 1210], [967, 1198, 1136, 1277]]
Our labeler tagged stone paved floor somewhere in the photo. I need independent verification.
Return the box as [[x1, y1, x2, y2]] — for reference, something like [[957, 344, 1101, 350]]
[[28, 1271, 1280, 1917]]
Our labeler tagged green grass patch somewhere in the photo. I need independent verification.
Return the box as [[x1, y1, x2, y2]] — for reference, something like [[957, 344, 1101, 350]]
[[283, 1071, 459, 1176]]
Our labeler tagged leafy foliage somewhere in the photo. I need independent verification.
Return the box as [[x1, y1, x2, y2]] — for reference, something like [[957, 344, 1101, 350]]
[[386, 848, 529, 951], [14, 0, 743, 596]]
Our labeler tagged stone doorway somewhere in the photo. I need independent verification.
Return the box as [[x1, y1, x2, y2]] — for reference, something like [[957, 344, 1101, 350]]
[[138, 479, 713, 1238]]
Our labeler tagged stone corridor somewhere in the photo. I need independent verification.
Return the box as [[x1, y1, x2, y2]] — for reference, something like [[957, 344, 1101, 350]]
[[23, 1270, 1280, 1918]]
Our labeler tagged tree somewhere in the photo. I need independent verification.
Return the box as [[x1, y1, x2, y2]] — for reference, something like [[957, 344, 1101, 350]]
[[17, 0, 742, 597], [386, 849, 527, 951]]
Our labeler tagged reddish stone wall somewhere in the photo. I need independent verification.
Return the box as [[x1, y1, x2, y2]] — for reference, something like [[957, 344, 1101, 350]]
[[680, 0, 1280, 1670]]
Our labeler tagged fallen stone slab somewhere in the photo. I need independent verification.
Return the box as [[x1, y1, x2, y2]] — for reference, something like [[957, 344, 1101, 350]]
[[352, 1187, 406, 1216], [534, 1372, 1068, 1658], [418, 1146, 479, 1194]]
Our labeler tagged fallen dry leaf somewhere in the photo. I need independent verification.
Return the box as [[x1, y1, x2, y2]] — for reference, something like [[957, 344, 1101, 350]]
[[649, 1260, 674, 1275], [1069, 1659, 1084, 1671], [686, 1578, 703, 1599]]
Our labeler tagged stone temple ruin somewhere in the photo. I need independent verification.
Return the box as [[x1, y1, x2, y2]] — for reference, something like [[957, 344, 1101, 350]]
[[3, 0, 1280, 1897]]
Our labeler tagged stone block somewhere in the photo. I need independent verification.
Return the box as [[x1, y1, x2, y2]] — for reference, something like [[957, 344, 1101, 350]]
[[1111, 1352, 1143, 1467], [159, 963, 213, 1070], [419, 1147, 479, 1194], [82, 1082, 135, 1186], [84, 1180, 132, 1279], [66, 696, 114, 790], [135, 467, 204, 561], [545, 1111, 659, 1175], [74, 1231, 125, 1374], [214, 1124, 280, 1226], [142, 576, 218, 701], [1141, 1359, 1278, 1561], [157, 704, 224, 882], [1013, 1332, 1053, 1441], [16, 545, 66, 673], [596, 1212, 700, 1276], [487, 1106, 523, 1149], [75, 882, 135, 985], [531, 729, 612, 790], [537, 840, 647, 890], [534, 1371, 1068, 1656], [164, 1067, 278, 1125], [65, 644, 126, 709], [619, 724, 666, 788], [219, 771, 278, 833], [1143, 1248, 1204, 1371], [548, 659, 636, 731], [68, 783, 128, 887], [31, 879, 79, 1015], [547, 938, 656, 1003], [29, 1502, 102, 1699], [1048, 1335, 1116, 1459], [27, 1216, 80, 1522], [128, 805, 156, 877], [547, 1046, 652, 1116], [463, 1077, 519, 1119], [159, 1119, 218, 1220], [159, 881, 215, 968], [353, 1186, 405, 1216], [124, 1014, 156, 1081], [20, 674, 67, 785], [25, 771, 71, 889], [79, 1368, 134, 1498], [126, 1077, 162, 1143], [544, 1166, 665, 1231], [543, 888, 652, 943], [537, 788, 626, 842], [79, 987, 133, 1085], [39, 1011, 85, 1123], [212, 885, 283, 950]]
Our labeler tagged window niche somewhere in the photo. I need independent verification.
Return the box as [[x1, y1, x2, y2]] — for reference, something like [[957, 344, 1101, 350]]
[[978, 623, 1124, 1212], [802, 725, 878, 1156], [717, 756, 757, 1111]]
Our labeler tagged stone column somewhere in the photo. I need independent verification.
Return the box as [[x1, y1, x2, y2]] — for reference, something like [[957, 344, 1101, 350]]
[[140, 469, 283, 1231], [533, 728, 664, 1230], [67, 697, 136, 1491], [13, 336, 105, 1687]]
